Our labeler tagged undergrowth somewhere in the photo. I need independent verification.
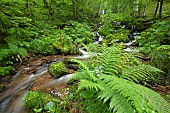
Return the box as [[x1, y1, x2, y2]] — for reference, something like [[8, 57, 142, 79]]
[[70, 46, 170, 113]]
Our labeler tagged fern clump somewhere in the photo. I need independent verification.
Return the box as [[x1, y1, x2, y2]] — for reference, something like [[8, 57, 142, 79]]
[[71, 46, 170, 113]]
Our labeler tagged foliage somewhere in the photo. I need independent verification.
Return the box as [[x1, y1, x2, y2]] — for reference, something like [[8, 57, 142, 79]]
[[0, 43, 28, 62], [28, 20, 93, 55], [137, 19, 170, 54], [0, 66, 14, 76], [105, 29, 129, 43], [0, 43, 27, 76], [34, 101, 58, 113], [71, 46, 170, 113], [99, 11, 130, 45], [149, 45, 170, 84], [64, 20, 94, 44], [24, 91, 60, 111], [48, 61, 69, 78], [136, 18, 170, 83]]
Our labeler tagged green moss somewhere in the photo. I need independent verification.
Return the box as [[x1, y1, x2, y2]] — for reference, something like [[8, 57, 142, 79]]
[[24, 91, 60, 109], [48, 61, 69, 78]]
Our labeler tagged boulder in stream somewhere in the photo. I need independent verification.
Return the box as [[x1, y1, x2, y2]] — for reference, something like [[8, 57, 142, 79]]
[[48, 61, 69, 79]]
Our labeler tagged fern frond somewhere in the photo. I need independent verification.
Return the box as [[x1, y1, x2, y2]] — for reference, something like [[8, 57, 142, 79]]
[[98, 47, 123, 76], [70, 71, 88, 81], [98, 87, 135, 113], [71, 59, 98, 81], [99, 75, 170, 113], [84, 97, 110, 113], [77, 79, 104, 92], [121, 52, 141, 67], [121, 64, 163, 83]]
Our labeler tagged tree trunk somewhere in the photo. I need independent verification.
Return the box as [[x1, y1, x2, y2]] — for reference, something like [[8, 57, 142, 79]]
[[159, 0, 163, 17], [43, 0, 48, 8], [26, 0, 31, 16], [154, 0, 163, 18], [134, 0, 139, 16]]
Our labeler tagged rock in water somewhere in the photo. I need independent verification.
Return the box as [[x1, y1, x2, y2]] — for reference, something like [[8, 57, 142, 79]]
[[48, 62, 69, 79]]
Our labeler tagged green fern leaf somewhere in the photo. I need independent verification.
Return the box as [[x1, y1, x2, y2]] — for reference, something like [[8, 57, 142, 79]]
[[71, 59, 98, 81], [99, 75, 170, 113], [77, 79, 104, 92], [18, 47, 28, 57], [122, 64, 163, 83], [70, 71, 88, 81], [8, 43, 18, 53], [98, 87, 135, 113]]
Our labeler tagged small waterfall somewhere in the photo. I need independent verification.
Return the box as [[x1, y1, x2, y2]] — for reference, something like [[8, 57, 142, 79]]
[[124, 25, 140, 52]]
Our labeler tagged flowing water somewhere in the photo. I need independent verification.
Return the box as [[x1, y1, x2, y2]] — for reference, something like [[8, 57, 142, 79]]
[[124, 26, 140, 52], [0, 50, 92, 113]]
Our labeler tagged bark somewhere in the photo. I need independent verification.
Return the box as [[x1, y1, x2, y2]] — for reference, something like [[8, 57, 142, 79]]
[[154, 0, 163, 17], [159, 0, 163, 17]]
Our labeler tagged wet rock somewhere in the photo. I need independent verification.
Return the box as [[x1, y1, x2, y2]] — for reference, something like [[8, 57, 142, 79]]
[[48, 61, 69, 79]]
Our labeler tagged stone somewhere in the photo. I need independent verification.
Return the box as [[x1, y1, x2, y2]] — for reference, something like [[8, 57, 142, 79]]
[[48, 61, 69, 79]]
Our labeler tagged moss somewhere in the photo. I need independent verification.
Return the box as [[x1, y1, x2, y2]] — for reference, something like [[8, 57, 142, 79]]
[[48, 61, 69, 78], [24, 91, 60, 109]]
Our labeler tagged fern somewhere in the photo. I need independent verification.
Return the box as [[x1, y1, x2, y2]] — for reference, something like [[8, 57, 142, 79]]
[[121, 64, 163, 83], [98, 86, 135, 113], [71, 46, 170, 113], [71, 59, 98, 82], [100, 75, 170, 113], [77, 79, 104, 92], [84, 98, 110, 113], [98, 47, 123, 76]]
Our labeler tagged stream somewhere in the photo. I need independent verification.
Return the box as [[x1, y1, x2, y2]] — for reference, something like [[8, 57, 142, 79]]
[[0, 10, 140, 113]]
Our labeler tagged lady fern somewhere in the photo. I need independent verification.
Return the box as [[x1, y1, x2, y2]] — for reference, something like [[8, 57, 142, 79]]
[[71, 46, 170, 113]]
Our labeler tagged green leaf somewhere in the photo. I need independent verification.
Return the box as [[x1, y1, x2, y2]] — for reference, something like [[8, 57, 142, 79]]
[[18, 47, 28, 57], [34, 108, 42, 113], [80, 90, 95, 98], [8, 43, 18, 53], [44, 101, 56, 111]]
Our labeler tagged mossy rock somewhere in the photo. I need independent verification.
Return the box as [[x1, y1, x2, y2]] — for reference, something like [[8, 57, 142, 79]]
[[48, 61, 69, 78], [24, 91, 60, 109]]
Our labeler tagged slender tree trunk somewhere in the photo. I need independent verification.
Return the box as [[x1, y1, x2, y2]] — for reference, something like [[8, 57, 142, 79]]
[[159, 0, 163, 17], [143, 2, 147, 16], [26, 0, 31, 16], [154, 0, 160, 17], [134, 0, 139, 17], [154, 0, 163, 17]]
